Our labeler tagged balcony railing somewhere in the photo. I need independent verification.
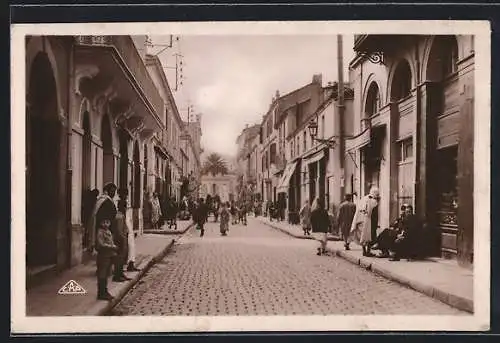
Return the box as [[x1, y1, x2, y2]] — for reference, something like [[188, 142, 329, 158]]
[[75, 35, 163, 120]]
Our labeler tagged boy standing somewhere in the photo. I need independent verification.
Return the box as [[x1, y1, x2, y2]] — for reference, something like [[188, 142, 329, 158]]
[[96, 217, 118, 301]]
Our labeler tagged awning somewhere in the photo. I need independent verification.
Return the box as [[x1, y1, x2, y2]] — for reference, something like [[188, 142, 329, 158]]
[[345, 126, 371, 151], [276, 161, 298, 192], [303, 150, 325, 165]]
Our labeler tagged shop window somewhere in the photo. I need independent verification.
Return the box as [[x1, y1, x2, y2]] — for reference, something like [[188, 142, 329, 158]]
[[436, 146, 458, 227]]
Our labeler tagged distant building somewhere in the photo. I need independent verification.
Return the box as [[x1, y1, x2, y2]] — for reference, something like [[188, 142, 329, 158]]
[[199, 172, 238, 203]]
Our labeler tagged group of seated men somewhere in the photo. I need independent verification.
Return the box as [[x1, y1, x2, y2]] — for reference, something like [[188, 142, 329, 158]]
[[371, 204, 424, 261]]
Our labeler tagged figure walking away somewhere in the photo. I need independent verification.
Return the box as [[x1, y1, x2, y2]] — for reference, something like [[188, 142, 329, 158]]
[[195, 198, 209, 237], [219, 202, 230, 236], [299, 200, 312, 236], [310, 197, 330, 256], [350, 187, 380, 257], [337, 193, 357, 250]]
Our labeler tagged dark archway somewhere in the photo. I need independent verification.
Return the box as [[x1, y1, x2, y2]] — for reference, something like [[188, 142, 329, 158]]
[[26, 52, 60, 267], [119, 129, 129, 197], [390, 60, 412, 101], [365, 82, 380, 117], [425, 35, 460, 258], [101, 114, 114, 186]]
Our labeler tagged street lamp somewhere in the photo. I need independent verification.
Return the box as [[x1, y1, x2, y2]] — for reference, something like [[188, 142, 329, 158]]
[[308, 118, 337, 149]]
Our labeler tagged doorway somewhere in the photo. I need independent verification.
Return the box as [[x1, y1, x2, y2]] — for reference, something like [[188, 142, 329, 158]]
[[26, 52, 60, 268]]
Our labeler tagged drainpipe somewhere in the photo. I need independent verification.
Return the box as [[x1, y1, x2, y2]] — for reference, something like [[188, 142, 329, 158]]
[[337, 35, 346, 200], [415, 37, 422, 219]]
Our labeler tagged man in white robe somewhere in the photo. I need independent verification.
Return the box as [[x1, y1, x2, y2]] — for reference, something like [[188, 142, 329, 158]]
[[350, 187, 380, 257]]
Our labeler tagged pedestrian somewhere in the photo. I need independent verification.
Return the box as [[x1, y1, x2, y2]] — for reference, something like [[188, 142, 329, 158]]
[[95, 215, 118, 301], [111, 199, 132, 282], [168, 196, 178, 230], [230, 201, 238, 225], [151, 192, 162, 230], [350, 187, 380, 257], [219, 202, 230, 236], [299, 200, 312, 236], [310, 197, 330, 256], [337, 193, 357, 250], [88, 183, 118, 254], [195, 198, 209, 237]]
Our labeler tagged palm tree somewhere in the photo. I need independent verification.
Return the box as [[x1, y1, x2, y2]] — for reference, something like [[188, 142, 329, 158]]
[[202, 153, 229, 176]]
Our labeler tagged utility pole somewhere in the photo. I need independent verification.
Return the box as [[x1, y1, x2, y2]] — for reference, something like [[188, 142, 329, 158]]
[[337, 35, 346, 200]]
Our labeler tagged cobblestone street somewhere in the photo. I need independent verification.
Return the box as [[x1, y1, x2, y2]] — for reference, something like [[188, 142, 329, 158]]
[[111, 217, 466, 316]]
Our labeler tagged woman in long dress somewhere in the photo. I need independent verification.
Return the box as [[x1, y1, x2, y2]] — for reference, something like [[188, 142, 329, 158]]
[[219, 202, 230, 236], [151, 192, 162, 231]]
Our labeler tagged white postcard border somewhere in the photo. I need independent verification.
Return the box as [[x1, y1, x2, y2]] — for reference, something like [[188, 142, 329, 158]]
[[11, 20, 491, 333]]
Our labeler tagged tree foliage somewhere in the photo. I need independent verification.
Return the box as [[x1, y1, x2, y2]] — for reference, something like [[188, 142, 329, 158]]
[[201, 153, 229, 176]]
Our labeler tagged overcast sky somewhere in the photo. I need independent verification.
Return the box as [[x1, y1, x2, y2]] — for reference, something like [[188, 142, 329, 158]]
[[150, 35, 355, 158]]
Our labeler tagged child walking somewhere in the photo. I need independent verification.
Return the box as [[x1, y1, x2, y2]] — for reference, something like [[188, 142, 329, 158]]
[[96, 217, 118, 301], [219, 202, 230, 236]]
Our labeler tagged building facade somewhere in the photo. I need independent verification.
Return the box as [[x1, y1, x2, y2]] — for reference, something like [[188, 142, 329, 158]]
[[235, 124, 261, 201], [259, 93, 281, 206], [346, 35, 474, 267], [25, 35, 202, 279], [273, 75, 325, 223]]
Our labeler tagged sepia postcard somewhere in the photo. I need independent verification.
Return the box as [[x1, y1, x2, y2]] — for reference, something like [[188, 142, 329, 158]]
[[11, 20, 491, 333]]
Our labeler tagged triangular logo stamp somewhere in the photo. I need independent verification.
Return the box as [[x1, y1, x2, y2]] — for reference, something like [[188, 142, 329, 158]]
[[58, 280, 87, 295]]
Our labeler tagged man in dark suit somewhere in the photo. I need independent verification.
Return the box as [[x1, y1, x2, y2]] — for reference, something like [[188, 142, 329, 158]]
[[337, 194, 357, 250]]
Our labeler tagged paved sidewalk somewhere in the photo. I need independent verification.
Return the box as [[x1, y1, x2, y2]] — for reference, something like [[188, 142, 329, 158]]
[[143, 219, 193, 235], [26, 222, 194, 316], [256, 216, 341, 241], [258, 216, 474, 313]]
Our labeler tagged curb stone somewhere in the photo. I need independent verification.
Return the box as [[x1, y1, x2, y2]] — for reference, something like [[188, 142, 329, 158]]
[[143, 222, 193, 235], [328, 246, 473, 313], [260, 219, 340, 241]]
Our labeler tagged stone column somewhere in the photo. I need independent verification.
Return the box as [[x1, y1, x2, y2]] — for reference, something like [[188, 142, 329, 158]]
[[456, 55, 474, 268]]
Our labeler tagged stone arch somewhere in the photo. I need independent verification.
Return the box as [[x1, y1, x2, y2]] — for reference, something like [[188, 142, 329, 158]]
[[423, 35, 459, 82], [388, 58, 414, 102], [362, 75, 384, 117], [362, 73, 385, 112], [26, 36, 63, 117]]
